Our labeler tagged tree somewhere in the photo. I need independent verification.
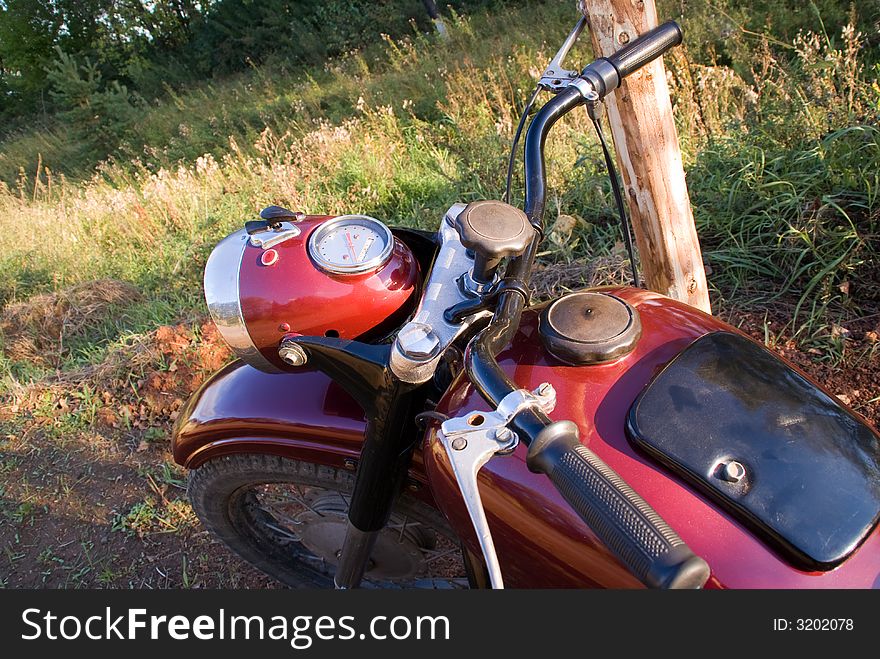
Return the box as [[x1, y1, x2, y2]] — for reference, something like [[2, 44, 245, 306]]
[[0, 0, 200, 122], [0, 0, 128, 119], [0, 0, 62, 118]]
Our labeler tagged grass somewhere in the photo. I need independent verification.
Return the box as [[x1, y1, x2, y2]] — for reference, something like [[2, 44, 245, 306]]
[[0, 3, 603, 378], [0, 0, 877, 588], [0, 5, 874, 364], [111, 497, 195, 537]]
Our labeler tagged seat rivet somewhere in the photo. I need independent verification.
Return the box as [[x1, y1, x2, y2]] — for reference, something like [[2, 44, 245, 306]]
[[722, 460, 746, 483]]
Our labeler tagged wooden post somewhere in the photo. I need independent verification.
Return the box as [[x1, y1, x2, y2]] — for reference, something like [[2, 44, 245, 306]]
[[580, 0, 711, 313]]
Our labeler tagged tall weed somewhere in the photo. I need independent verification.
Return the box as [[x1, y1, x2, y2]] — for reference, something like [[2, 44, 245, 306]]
[[0, 1, 876, 371]]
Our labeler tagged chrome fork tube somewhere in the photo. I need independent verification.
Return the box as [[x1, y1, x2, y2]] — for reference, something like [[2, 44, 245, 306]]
[[334, 526, 380, 589]]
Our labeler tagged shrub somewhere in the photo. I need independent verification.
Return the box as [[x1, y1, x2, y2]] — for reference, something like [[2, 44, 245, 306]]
[[45, 47, 142, 157]]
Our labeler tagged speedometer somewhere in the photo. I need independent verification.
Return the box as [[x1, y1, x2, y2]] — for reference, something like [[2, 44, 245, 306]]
[[307, 215, 395, 275]]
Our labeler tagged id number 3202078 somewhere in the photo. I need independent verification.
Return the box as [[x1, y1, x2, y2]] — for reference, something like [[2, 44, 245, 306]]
[[773, 619, 854, 631]]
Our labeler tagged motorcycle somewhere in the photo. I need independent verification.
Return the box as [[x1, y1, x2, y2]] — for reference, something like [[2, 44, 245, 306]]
[[171, 12, 880, 589]]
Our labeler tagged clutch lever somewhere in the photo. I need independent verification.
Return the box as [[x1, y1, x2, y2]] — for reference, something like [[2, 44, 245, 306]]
[[538, 16, 587, 92], [437, 385, 556, 588]]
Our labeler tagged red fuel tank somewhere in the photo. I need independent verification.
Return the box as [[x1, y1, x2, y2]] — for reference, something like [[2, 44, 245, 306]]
[[422, 286, 880, 588], [205, 215, 420, 372]]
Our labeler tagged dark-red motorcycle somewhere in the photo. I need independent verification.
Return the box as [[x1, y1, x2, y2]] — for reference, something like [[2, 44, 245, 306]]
[[171, 14, 880, 589]]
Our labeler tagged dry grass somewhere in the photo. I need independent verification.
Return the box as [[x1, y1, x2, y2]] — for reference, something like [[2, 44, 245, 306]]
[[531, 257, 631, 301], [1, 12, 874, 345], [0, 3, 876, 588], [0, 279, 142, 366], [2, 319, 230, 428]]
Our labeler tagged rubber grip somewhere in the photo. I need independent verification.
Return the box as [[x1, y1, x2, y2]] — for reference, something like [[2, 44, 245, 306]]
[[605, 20, 682, 80], [527, 421, 710, 589]]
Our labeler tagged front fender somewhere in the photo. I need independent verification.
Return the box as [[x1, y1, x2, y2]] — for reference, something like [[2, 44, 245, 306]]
[[171, 360, 434, 497]]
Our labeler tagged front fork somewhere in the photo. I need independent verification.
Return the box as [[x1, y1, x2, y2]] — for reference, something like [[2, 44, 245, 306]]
[[290, 222, 493, 588], [289, 335, 425, 589], [334, 381, 423, 588]]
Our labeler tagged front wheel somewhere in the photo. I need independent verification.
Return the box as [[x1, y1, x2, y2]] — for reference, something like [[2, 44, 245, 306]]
[[188, 454, 470, 588]]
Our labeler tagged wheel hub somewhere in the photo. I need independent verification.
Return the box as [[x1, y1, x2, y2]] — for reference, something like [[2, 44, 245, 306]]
[[260, 488, 435, 582]]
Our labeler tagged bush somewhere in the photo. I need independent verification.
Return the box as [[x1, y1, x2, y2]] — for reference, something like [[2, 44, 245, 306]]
[[45, 47, 142, 158], [673, 20, 880, 334]]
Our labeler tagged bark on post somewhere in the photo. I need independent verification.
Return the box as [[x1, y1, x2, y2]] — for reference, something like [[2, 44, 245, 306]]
[[580, 0, 711, 312]]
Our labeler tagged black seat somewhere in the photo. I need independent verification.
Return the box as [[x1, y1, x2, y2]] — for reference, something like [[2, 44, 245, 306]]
[[627, 331, 880, 570]]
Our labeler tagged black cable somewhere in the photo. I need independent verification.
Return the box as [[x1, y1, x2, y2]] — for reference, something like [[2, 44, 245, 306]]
[[503, 85, 541, 205], [467, 87, 587, 411], [414, 410, 449, 428], [590, 114, 641, 289]]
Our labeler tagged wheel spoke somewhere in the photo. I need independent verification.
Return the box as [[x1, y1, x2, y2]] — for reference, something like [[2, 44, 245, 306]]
[[259, 486, 325, 518], [265, 509, 309, 530], [242, 479, 468, 589], [385, 520, 423, 531], [262, 522, 302, 541], [422, 546, 460, 563]]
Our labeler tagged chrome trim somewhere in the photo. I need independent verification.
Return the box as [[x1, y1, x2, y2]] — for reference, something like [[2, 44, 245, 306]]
[[389, 203, 492, 384], [396, 322, 440, 360], [278, 338, 308, 367], [570, 76, 598, 100], [538, 16, 586, 92], [334, 525, 379, 589], [204, 229, 282, 373], [249, 221, 301, 249], [307, 215, 394, 275], [439, 420, 516, 589], [437, 386, 556, 589], [459, 270, 499, 297]]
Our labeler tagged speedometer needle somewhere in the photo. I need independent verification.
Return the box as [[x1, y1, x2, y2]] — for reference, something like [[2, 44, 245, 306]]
[[358, 237, 375, 262], [344, 231, 357, 262]]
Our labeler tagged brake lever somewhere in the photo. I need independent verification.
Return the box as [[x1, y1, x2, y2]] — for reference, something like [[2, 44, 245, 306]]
[[538, 16, 587, 93], [437, 385, 556, 588]]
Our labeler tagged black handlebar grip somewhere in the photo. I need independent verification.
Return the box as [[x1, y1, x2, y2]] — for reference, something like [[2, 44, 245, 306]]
[[527, 420, 710, 589], [580, 21, 683, 99], [606, 20, 683, 80]]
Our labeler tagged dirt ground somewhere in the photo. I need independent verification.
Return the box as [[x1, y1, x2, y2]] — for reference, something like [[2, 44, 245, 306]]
[[0, 287, 876, 588], [0, 318, 275, 588]]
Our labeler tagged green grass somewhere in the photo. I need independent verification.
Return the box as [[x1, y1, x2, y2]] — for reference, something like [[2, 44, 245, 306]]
[[111, 497, 195, 537], [690, 124, 879, 324], [0, 0, 877, 386]]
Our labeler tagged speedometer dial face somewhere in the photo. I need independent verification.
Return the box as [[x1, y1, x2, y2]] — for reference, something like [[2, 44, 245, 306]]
[[308, 215, 394, 275]]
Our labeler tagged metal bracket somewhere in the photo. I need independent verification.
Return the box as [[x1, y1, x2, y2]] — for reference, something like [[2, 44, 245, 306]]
[[582, 86, 604, 121], [437, 385, 556, 588], [538, 16, 587, 93], [389, 204, 492, 384], [249, 221, 301, 249]]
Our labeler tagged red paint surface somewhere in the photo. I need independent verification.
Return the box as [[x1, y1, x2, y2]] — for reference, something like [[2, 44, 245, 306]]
[[171, 361, 436, 503], [238, 215, 420, 370], [175, 283, 879, 588], [423, 287, 880, 588]]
